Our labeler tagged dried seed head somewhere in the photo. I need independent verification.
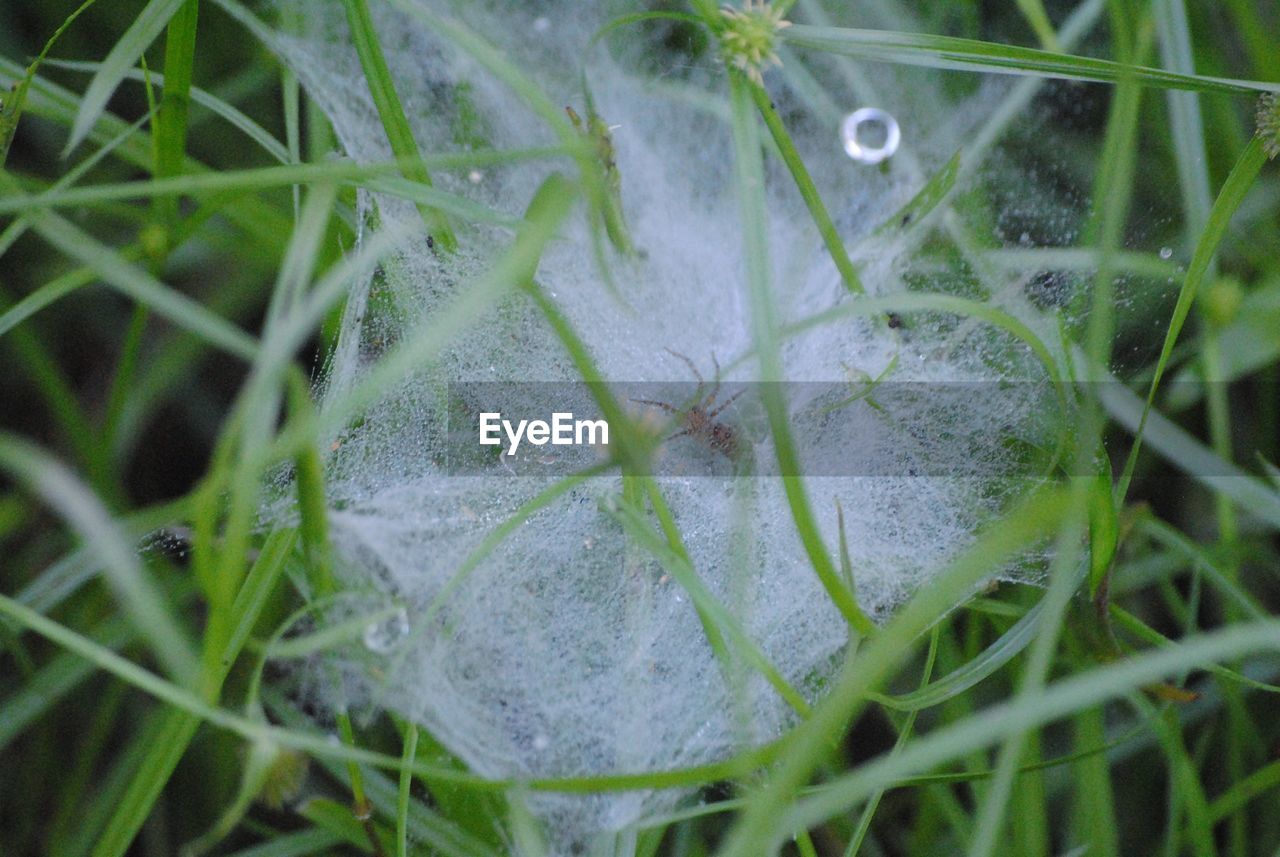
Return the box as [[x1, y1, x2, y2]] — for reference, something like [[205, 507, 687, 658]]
[[1258, 92, 1280, 160], [718, 1, 791, 85]]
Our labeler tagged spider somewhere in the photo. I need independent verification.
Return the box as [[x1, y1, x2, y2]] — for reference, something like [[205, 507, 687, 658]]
[[632, 349, 745, 462]]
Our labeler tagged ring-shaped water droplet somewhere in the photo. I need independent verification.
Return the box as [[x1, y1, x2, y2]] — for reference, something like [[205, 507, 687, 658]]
[[841, 107, 900, 165]]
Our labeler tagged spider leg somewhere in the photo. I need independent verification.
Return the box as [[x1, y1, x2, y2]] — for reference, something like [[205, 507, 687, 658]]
[[665, 428, 692, 441], [665, 347, 704, 386], [630, 397, 683, 416], [705, 353, 722, 408], [665, 347, 703, 382], [707, 388, 744, 419]]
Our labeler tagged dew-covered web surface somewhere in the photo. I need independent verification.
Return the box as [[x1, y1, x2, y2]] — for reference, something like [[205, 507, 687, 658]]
[[224, 0, 1160, 849]]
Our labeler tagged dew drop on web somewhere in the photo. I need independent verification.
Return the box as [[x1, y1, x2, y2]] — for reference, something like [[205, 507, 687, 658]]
[[363, 607, 410, 654]]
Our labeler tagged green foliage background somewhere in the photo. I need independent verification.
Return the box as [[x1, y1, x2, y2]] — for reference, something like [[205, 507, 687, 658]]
[[1, 0, 1280, 855]]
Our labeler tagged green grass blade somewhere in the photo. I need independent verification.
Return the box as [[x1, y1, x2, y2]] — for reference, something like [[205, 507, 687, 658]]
[[866, 599, 1045, 711], [0, 175, 260, 360], [727, 70, 873, 637], [1113, 138, 1269, 505], [782, 24, 1280, 95], [340, 0, 455, 251], [749, 82, 863, 294], [153, 0, 199, 228], [0, 617, 131, 752], [844, 627, 940, 856], [64, 0, 189, 155]]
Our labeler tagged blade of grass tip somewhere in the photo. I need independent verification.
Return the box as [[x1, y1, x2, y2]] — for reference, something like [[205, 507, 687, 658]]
[[779, 24, 1280, 96], [716, 486, 1071, 856], [64, 0, 190, 155], [728, 73, 875, 637], [341, 0, 455, 252], [0, 433, 199, 683], [748, 83, 863, 295], [153, 0, 199, 230], [0, 0, 98, 166], [1113, 136, 1269, 507]]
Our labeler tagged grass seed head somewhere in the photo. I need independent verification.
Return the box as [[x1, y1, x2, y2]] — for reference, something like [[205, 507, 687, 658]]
[[717, 1, 791, 85]]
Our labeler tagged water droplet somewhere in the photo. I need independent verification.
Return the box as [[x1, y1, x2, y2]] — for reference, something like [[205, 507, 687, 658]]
[[533, 16, 550, 33], [532, 733, 550, 751], [363, 607, 410, 654], [841, 107, 900, 165], [1159, 246, 1173, 260], [468, 169, 484, 184]]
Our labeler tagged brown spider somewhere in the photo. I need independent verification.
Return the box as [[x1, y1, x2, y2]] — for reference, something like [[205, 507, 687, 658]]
[[632, 349, 745, 461]]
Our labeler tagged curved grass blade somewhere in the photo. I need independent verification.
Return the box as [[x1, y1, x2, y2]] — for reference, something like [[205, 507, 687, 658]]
[[867, 599, 1045, 711]]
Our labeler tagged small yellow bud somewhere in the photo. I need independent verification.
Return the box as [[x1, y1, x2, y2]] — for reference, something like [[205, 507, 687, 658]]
[[138, 223, 169, 262], [1199, 276, 1244, 329]]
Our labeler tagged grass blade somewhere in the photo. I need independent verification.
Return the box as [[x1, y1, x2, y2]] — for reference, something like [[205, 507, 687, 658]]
[[727, 70, 873, 637], [782, 24, 1280, 95], [64, 0, 189, 155]]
